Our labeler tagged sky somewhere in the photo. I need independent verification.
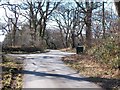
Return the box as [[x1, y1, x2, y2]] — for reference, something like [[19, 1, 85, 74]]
[[0, 0, 118, 42]]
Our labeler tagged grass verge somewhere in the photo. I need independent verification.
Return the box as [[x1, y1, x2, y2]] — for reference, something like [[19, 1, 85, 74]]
[[0, 54, 24, 89], [62, 54, 120, 90]]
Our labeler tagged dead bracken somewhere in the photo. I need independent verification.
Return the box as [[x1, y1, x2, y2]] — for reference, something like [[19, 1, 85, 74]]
[[62, 54, 120, 90]]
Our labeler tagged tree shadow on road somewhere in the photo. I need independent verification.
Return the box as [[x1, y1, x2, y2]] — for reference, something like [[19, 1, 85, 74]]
[[21, 70, 120, 90], [84, 77, 120, 90]]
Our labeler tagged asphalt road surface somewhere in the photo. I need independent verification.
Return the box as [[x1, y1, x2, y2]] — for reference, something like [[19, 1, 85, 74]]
[[11, 50, 103, 89]]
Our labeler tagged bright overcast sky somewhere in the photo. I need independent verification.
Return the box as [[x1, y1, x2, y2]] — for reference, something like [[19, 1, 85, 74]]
[[0, 0, 118, 42]]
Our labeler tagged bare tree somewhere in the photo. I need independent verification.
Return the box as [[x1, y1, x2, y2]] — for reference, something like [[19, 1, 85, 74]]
[[20, 0, 61, 41], [75, 1, 102, 48], [52, 2, 85, 48], [2, 3, 20, 46]]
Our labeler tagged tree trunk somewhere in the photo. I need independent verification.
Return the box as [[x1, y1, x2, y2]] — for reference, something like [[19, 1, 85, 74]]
[[102, 2, 105, 38], [85, 2, 93, 49], [65, 35, 69, 48], [115, 1, 120, 35], [12, 24, 16, 46], [115, 1, 120, 17], [71, 31, 76, 48], [59, 29, 66, 48]]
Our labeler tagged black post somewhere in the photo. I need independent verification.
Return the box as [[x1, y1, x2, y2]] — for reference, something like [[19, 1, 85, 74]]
[[76, 43, 84, 54]]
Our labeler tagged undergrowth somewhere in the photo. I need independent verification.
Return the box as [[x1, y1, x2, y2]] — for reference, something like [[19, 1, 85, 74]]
[[1, 54, 24, 89], [88, 34, 120, 70]]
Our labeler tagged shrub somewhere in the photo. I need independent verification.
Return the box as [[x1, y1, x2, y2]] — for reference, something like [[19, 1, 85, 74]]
[[88, 34, 120, 69]]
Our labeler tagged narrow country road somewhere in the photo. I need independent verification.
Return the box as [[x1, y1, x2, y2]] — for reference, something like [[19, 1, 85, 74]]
[[12, 50, 102, 89]]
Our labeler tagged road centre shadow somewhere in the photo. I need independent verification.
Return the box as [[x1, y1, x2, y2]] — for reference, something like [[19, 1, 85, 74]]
[[20, 70, 120, 90], [43, 56, 54, 59]]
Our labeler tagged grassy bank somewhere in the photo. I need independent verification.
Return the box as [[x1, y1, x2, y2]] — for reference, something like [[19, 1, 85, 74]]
[[0, 54, 24, 89], [62, 54, 120, 90]]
